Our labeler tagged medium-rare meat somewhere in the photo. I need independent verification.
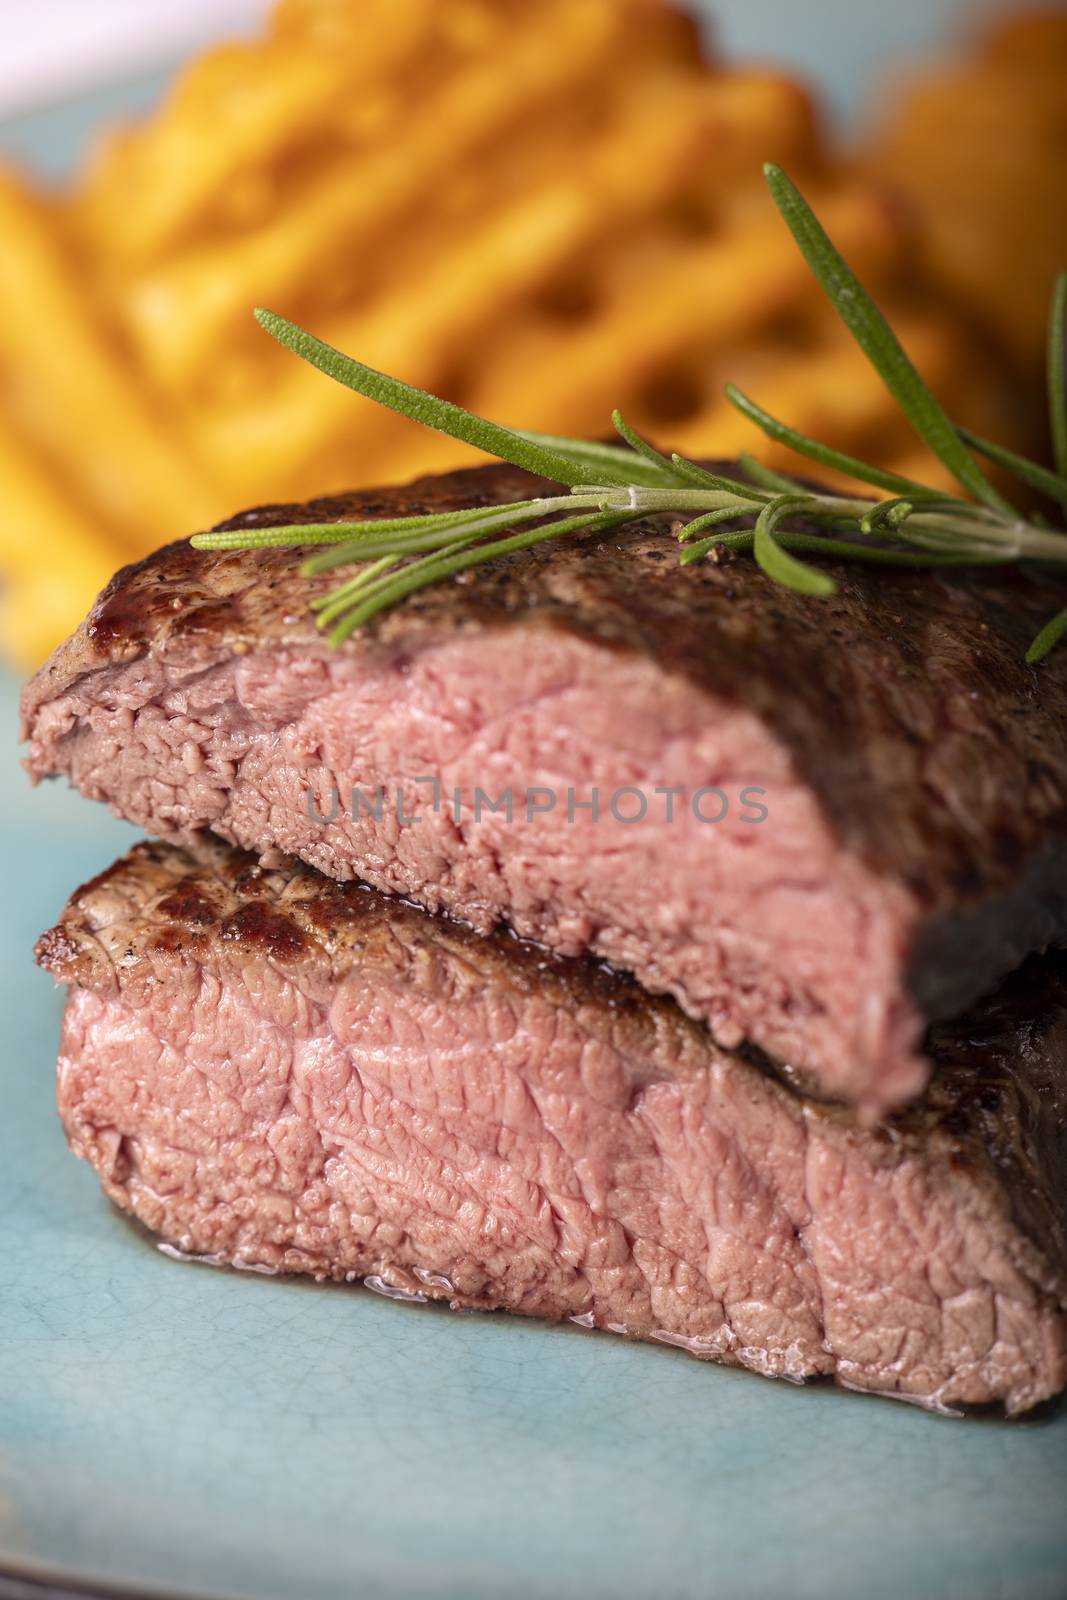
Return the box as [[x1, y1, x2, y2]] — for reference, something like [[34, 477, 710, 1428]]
[[37, 836, 1067, 1414], [22, 463, 1067, 1114]]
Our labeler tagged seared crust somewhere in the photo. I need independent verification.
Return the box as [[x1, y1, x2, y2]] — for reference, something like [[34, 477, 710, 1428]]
[[35, 835, 709, 1084], [22, 462, 1067, 920], [35, 835, 1067, 1283]]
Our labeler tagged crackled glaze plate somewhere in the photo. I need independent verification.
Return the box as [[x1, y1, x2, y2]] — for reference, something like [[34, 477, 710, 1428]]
[[1, 73, 1066, 1600]]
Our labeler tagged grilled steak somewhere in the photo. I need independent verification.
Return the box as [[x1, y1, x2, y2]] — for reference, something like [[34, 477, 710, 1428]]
[[37, 836, 1067, 1414], [22, 463, 1067, 1114]]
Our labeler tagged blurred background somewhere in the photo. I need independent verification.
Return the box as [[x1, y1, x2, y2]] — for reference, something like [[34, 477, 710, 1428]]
[[0, 0, 1064, 666]]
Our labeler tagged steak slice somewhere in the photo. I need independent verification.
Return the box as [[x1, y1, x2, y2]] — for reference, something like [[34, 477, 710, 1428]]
[[37, 837, 1067, 1415], [22, 462, 1067, 1114]]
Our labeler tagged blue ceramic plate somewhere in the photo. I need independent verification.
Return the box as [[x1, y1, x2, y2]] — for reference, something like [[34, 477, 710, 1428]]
[[1, 76, 1065, 1600]]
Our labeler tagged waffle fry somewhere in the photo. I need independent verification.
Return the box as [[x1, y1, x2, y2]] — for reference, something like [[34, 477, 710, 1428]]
[[118, 0, 636, 391], [179, 69, 804, 497], [0, 0, 1053, 666], [75, 1, 445, 266], [465, 186, 900, 436]]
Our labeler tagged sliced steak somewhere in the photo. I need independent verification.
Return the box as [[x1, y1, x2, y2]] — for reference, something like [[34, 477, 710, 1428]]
[[22, 463, 1067, 1113], [37, 836, 1067, 1415]]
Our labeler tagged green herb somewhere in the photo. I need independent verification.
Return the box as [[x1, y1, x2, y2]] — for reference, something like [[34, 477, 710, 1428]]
[[192, 164, 1067, 660]]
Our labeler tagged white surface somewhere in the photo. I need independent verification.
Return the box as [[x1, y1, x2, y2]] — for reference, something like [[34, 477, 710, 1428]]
[[0, 0, 1024, 122], [0, 0, 271, 113]]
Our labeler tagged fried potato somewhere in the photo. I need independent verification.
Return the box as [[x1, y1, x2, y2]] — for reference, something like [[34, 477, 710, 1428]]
[[78, 0, 704, 272], [181, 67, 793, 498], [0, 174, 225, 546], [116, 0, 646, 391], [465, 185, 900, 438], [73, 1, 442, 266], [125, 59, 818, 402]]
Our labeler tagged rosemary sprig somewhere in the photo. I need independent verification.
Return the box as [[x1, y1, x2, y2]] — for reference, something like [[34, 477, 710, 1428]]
[[191, 165, 1067, 662]]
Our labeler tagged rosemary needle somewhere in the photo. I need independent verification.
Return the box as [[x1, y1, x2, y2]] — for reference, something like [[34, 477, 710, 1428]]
[[191, 165, 1067, 663]]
